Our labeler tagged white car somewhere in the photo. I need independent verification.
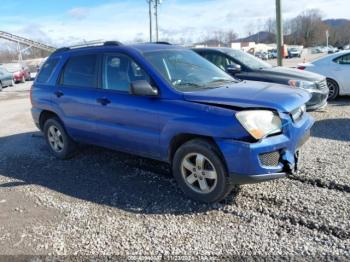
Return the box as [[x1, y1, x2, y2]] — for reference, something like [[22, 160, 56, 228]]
[[298, 51, 350, 100]]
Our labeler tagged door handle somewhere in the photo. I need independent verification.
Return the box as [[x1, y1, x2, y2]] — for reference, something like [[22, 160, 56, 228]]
[[96, 97, 111, 106], [54, 91, 64, 98]]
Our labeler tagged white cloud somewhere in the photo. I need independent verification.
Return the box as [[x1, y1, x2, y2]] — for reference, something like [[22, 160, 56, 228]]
[[67, 7, 90, 19], [0, 0, 349, 46]]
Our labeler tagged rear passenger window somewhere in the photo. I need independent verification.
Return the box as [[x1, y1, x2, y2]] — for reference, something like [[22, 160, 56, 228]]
[[61, 55, 98, 88], [36, 59, 58, 83]]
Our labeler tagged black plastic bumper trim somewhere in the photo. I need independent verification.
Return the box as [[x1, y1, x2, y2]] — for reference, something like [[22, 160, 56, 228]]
[[228, 172, 287, 185]]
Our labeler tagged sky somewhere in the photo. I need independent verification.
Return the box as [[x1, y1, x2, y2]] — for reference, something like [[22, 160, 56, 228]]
[[0, 0, 349, 47]]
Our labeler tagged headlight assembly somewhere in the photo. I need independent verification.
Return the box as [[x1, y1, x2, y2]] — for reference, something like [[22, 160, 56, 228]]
[[236, 110, 282, 140], [288, 80, 317, 90]]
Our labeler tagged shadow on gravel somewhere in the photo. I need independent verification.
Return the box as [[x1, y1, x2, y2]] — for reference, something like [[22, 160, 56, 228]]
[[311, 118, 350, 142], [0, 132, 240, 215], [328, 96, 350, 107]]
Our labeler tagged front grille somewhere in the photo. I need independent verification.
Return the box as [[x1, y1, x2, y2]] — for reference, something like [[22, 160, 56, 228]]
[[317, 80, 328, 90], [259, 151, 280, 167]]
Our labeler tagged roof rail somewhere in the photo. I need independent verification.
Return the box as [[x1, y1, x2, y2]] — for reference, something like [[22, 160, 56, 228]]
[[104, 41, 123, 46], [154, 41, 172, 45], [52, 40, 123, 54]]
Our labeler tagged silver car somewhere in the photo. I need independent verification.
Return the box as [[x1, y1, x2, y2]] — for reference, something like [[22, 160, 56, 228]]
[[0, 67, 14, 91]]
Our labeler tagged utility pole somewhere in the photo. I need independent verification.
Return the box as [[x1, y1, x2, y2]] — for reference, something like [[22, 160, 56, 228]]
[[326, 30, 329, 49], [148, 0, 153, 42], [154, 0, 159, 42], [275, 0, 283, 66]]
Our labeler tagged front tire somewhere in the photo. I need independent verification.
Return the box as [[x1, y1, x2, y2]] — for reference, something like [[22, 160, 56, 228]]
[[326, 78, 339, 100], [43, 117, 77, 159], [172, 139, 231, 203]]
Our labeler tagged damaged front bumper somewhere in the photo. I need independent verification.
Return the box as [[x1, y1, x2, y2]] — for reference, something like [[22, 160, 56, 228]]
[[215, 113, 314, 185]]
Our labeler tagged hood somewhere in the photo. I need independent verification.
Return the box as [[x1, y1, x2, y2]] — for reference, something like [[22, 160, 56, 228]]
[[183, 80, 311, 112], [260, 66, 324, 82]]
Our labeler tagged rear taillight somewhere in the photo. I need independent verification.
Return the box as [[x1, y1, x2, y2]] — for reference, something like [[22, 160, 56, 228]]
[[297, 66, 305, 70]]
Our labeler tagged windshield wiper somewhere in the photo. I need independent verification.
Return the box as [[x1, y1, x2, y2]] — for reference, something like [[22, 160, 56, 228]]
[[207, 79, 237, 85], [176, 82, 203, 87]]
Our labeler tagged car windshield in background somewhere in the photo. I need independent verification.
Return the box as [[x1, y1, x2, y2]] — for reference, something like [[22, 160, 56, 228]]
[[144, 49, 236, 91], [225, 49, 272, 70], [2, 63, 21, 73]]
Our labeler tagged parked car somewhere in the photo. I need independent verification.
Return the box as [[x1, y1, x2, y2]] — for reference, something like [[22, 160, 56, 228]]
[[193, 47, 329, 110], [268, 49, 278, 59], [311, 46, 329, 54], [255, 51, 268, 60], [326, 45, 338, 54], [0, 67, 14, 91], [1, 63, 31, 83], [298, 51, 350, 100], [288, 48, 302, 58], [31, 42, 313, 203]]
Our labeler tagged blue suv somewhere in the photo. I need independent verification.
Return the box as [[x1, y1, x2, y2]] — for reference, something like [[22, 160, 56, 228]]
[[31, 42, 314, 203]]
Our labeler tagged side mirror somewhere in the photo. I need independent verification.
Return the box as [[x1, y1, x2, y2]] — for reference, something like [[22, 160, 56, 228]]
[[130, 80, 158, 96], [225, 64, 241, 75]]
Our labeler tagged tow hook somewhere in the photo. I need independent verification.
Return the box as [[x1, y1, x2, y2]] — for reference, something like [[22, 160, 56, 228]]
[[281, 150, 299, 175]]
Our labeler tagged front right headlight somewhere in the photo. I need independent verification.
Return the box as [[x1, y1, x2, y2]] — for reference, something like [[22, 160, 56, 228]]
[[236, 110, 282, 140]]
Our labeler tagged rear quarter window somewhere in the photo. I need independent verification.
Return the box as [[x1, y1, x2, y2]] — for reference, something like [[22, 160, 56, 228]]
[[36, 59, 59, 83]]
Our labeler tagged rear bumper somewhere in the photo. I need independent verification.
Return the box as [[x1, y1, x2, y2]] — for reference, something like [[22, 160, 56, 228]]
[[13, 75, 23, 81], [31, 107, 42, 130], [216, 113, 314, 184]]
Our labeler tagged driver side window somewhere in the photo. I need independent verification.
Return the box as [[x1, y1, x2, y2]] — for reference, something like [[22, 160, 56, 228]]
[[102, 54, 151, 92], [202, 52, 234, 71]]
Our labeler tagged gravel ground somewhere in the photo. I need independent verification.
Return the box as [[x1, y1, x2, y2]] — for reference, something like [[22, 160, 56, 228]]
[[0, 82, 349, 259]]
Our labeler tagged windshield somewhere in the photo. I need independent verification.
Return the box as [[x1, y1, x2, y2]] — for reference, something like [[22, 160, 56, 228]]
[[2, 63, 21, 73], [225, 49, 272, 70], [143, 49, 236, 91]]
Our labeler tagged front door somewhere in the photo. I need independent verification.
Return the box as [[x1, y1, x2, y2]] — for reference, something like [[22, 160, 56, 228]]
[[92, 53, 162, 158]]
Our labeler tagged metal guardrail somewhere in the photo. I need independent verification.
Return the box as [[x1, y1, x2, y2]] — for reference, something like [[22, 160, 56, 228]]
[[0, 30, 56, 52]]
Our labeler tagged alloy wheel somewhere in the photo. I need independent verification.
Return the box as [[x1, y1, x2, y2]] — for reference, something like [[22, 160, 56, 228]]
[[181, 153, 218, 194], [327, 80, 338, 100], [47, 125, 64, 152]]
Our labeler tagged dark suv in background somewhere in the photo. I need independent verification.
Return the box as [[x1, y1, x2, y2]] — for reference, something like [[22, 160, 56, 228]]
[[193, 47, 329, 111]]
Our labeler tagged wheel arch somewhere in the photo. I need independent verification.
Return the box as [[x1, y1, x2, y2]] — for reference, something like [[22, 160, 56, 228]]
[[168, 133, 225, 165], [39, 110, 61, 130]]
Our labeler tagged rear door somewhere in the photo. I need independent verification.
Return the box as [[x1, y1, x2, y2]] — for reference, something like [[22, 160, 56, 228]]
[[53, 53, 103, 143]]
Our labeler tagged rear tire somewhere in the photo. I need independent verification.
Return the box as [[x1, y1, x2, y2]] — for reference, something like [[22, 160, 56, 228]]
[[43, 117, 77, 159], [326, 78, 339, 100], [172, 139, 231, 203]]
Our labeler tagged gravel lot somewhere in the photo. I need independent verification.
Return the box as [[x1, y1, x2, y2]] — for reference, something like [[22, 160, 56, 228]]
[[0, 81, 349, 259]]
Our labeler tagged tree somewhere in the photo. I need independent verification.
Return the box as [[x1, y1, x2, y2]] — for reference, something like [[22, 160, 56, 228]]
[[287, 9, 329, 46]]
